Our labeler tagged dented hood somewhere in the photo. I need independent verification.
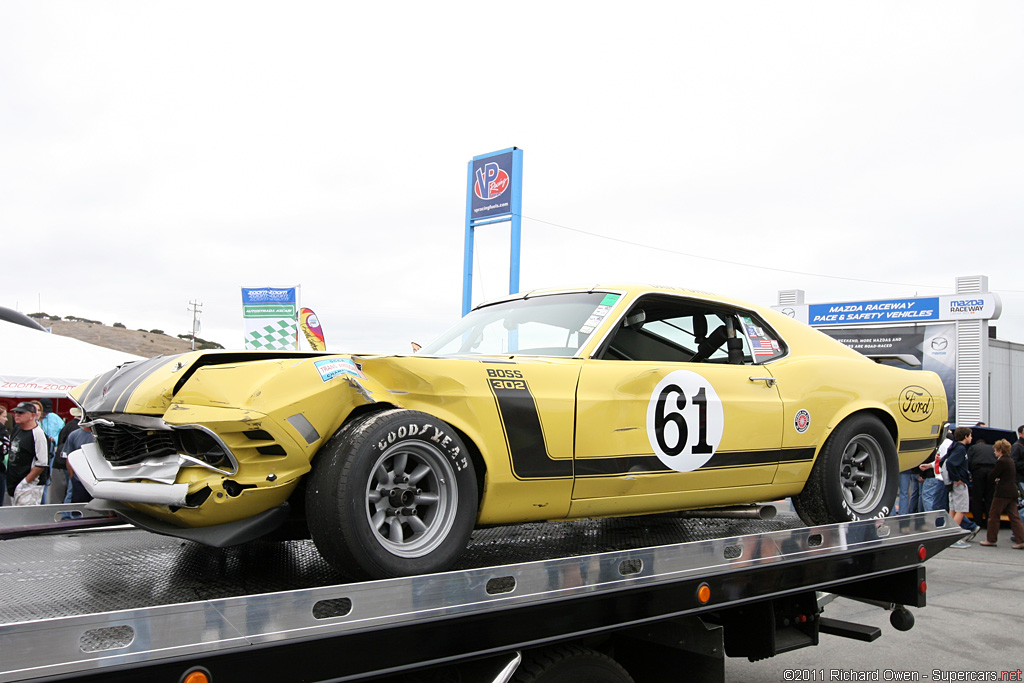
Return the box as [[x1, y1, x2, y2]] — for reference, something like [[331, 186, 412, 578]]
[[70, 350, 331, 416]]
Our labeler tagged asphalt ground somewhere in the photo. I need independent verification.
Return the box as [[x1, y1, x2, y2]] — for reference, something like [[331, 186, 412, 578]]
[[725, 521, 1024, 682]]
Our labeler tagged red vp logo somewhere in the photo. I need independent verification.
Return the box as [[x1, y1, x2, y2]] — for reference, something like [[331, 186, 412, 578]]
[[473, 161, 510, 200]]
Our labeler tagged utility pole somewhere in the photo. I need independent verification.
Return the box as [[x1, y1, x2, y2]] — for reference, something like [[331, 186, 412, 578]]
[[188, 300, 203, 350]]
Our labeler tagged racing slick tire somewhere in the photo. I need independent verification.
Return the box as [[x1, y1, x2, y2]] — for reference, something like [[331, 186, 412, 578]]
[[512, 645, 635, 683], [306, 409, 478, 580], [793, 414, 898, 526]]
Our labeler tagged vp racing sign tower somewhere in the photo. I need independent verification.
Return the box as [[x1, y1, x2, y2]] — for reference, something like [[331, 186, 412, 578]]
[[463, 148, 524, 316]]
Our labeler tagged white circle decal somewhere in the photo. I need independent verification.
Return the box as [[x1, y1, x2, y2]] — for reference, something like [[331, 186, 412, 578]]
[[646, 370, 725, 472]]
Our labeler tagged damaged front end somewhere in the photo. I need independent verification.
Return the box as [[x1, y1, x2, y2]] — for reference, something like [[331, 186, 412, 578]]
[[68, 350, 377, 546]]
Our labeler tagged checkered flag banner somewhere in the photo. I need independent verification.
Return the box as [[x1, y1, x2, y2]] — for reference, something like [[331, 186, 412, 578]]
[[242, 286, 300, 350], [245, 320, 299, 350]]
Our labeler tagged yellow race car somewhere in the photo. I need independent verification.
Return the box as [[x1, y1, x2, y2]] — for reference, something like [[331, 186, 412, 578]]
[[69, 285, 946, 579]]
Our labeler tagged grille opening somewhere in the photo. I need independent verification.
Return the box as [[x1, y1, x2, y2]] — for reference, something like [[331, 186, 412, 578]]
[[178, 429, 227, 466], [93, 424, 175, 465], [92, 423, 228, 468]]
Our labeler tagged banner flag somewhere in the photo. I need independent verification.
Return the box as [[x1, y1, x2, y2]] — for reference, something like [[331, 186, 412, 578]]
[[241, 286, 299, 350], [299, 307, 326, 351]]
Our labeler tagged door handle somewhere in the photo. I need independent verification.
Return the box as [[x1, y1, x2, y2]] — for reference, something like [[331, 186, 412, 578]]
[[749, 376, 777, 387]]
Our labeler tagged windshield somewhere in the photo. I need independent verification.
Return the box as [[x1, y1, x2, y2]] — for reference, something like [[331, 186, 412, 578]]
[[419, 291, 622, 356]]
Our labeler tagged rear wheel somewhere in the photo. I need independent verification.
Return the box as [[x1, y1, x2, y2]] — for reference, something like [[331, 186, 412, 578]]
[[306, 409, 478, 580], [513, 645, 634, 683], [793, 414, 897, 525]]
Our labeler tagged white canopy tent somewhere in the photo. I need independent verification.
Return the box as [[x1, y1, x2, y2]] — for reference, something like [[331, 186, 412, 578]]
[[0, 321, 145, 399]]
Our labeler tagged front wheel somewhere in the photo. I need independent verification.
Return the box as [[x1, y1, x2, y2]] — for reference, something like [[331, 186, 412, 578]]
[[793, 414, 898, 525], [306, 409, 478, 580]]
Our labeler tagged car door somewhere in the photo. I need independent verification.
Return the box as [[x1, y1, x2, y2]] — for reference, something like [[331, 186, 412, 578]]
[[570, 298, 785, 515]]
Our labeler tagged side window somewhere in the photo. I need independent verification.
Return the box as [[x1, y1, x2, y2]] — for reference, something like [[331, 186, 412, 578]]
[[737, 314, 785, 362], [602, 298, 777, 365]]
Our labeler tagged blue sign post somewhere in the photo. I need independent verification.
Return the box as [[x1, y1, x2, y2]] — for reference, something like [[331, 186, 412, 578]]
[[463, 147, 524, 316]]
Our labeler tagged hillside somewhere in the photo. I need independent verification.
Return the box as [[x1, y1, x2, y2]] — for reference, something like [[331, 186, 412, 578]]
[[42, 319, 221, 358]]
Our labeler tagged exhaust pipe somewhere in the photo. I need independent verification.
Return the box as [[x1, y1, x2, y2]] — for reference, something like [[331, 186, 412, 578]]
[[674, 504, 778, 520]]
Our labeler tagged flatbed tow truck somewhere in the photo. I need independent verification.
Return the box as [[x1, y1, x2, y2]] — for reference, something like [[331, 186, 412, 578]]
[[0, 505, 962, 683]]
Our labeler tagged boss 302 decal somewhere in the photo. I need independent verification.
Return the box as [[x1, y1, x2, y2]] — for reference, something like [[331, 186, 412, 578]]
[[486, 368, 572, 479]]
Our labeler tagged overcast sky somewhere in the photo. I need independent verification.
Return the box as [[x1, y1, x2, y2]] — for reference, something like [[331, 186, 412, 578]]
[[3, 2, 1022, 354]]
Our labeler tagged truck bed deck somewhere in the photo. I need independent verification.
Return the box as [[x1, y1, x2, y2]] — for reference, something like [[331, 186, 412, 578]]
[[0, 507, 961, 683]]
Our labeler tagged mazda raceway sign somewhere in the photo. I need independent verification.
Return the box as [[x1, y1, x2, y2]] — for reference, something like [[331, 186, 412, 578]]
[[773, 293, 1001, 327]]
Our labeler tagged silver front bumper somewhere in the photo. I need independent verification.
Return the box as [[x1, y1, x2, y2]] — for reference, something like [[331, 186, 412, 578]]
[[69, 442, 190, 507]]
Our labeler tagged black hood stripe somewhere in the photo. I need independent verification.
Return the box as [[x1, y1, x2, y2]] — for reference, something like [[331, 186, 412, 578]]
[[113, 356, 179, 413], [78, 366, 120, 408], [82, 355, 178, 414]]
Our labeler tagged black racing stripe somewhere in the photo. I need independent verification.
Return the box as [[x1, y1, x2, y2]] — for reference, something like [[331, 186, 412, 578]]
[[85, 356, 172, 413], [575, 447, 816, 477], [112, 356, 178, 412], [77, 367, 120, 408], [575, 456, 670, 477], [489, 378, 572, 479], [899, 438, 936, 452], [705, 447, 816, 468]]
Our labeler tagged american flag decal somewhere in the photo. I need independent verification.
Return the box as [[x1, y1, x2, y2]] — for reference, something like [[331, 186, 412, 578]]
[[753, 339, 776, 356]]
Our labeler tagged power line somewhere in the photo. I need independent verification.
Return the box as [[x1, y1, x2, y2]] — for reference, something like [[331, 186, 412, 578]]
[[519, 214, 953, 290]]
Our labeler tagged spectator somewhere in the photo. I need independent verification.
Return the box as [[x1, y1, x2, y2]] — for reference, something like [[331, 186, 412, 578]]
[[896, 466, 921, 515], [946, 426, 980, 548], [54, 407, 80, 456], [49, 407, 81, 505], [1011, 425, 1024, 542], [1011, 425, 1024, 488], [6, 402, 48, 505], [62, 423, 94, 504], [978, 439, 1024, 549], [920, 433, 951, 513], [968, 438, 998, 527], [0, 405, 9, 506], [36, 399, 64, 504]]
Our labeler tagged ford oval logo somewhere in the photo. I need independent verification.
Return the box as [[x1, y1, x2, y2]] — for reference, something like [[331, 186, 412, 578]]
[[899, 385, 934, 422]]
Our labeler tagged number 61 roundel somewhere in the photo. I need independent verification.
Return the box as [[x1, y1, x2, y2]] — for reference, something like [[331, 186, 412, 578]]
[[645, 370, 725, 472]]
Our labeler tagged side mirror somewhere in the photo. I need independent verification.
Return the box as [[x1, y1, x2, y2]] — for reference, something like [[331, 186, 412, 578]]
[[624, 310, 646, 330]]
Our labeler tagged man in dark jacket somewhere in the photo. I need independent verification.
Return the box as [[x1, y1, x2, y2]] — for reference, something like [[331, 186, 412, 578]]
[[968, 439, 999, 527], [1010, 425, 1024, 543], [946, 426, 980, 547], [1011, 426, 1024, 484]]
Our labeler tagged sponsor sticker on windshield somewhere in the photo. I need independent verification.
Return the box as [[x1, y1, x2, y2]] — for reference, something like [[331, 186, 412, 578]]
[[580, 295, 621, 334], [315, 358, 364, 382]]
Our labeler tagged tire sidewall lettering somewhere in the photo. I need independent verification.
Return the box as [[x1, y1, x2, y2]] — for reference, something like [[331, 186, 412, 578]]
[[646, 370, 724, 472], [373, 420, 468, 470]]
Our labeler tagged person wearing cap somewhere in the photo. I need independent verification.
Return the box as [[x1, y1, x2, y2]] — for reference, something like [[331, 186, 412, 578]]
[[35, 399, 64, 504], [6, 402, 49, 505], [50, 407, 81, 505], [62, 421, 95, 504], [0, 405, 9, 506]]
